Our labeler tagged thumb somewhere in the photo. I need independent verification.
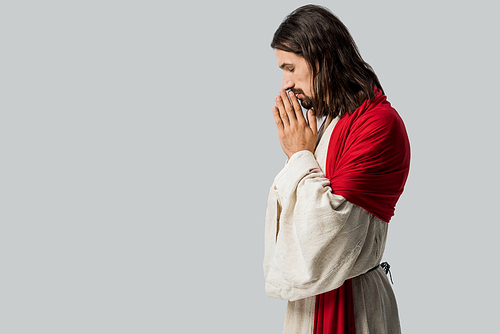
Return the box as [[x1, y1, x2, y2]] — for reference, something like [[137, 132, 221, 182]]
[[307, 109, 317, 134]]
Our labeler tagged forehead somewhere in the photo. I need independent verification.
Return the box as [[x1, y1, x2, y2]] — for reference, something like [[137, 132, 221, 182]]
[[274, 49, 307, 68]]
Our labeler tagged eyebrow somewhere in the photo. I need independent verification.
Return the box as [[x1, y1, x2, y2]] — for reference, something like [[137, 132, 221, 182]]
[[279, 62, 293, 69]]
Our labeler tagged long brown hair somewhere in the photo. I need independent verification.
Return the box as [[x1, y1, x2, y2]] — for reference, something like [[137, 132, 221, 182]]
[[271, 4, 383, 119]]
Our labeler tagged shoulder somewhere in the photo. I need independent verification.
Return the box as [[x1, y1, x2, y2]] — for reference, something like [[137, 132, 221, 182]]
[[355, 97, 407, 139]]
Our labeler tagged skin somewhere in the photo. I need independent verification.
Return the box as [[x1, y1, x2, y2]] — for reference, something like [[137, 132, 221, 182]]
[[272, 49, 318, 159]]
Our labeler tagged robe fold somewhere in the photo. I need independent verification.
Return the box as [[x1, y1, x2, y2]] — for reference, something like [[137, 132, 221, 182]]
[[264, 89, 409, 333]]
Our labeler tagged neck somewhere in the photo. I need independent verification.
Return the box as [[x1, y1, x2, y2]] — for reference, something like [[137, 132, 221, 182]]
[[324, 115, 333, 128]]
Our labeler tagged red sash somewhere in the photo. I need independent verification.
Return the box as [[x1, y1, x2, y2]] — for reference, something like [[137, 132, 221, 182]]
[[326, 88, 410, 223], [314, 280, 355, 334], [314, 89, 410, 333]]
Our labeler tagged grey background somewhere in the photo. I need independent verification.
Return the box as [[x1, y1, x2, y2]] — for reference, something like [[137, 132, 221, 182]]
[[1, 0, 498, 333]]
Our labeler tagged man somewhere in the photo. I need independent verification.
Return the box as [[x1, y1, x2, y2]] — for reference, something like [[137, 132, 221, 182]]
[[263, 5, 410, 334]]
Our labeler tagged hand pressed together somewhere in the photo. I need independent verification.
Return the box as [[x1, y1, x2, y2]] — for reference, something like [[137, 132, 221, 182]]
[[272, 89, 318, 159]]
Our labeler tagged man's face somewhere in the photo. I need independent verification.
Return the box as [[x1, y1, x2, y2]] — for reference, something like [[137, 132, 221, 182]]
[[274, 49, 314, 110]]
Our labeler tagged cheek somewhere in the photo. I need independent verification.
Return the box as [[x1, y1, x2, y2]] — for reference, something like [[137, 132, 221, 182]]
[[302, 82, 313, 97], [305, 78, 314, 97]]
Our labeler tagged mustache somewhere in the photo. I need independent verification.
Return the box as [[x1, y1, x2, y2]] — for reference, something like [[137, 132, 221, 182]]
[[291, 88, 305, 95]]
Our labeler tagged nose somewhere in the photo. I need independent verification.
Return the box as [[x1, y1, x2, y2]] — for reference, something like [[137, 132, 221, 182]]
[[282, 75, 294, 90]]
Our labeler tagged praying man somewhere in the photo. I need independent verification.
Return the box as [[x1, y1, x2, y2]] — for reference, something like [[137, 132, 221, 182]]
[[263, 5, 410, 334]]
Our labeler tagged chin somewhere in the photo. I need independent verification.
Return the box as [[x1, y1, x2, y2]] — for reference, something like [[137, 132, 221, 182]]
[[299, 99, 313, 110]]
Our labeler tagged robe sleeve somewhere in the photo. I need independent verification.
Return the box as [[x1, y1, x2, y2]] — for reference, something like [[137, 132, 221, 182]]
[[264, 150, 383, 301]]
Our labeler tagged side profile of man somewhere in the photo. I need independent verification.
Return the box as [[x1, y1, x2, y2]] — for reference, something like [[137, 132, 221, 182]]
[[263, 5, 410, 334]]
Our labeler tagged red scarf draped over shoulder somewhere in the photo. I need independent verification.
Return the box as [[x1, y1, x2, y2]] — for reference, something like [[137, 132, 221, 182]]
[[325, 88, 410, 223], [314, 89, 410, 334]]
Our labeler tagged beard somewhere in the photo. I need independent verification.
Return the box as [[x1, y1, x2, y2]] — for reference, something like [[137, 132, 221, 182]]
[[292, 89, 314, 110]]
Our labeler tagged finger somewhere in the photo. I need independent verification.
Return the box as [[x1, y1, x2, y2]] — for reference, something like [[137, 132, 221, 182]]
[[275, 95, 290, 126], [287, 90, 305, 123], [272, 106, 284, 132], [279, 89, 297, 121], [307, 109, 318, 135]]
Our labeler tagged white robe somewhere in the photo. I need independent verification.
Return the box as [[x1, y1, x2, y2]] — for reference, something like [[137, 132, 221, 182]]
[[264, 118, 401, 334]]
